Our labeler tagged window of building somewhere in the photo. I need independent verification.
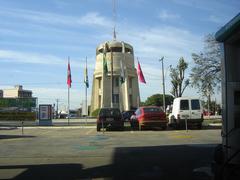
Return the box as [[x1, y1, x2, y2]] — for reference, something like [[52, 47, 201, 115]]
[[98, 95, 101, 108], [129, 78, 132, 88], [96, 48, 103, 55], [115, 76, 119, 87], [125, 48, 133, 54], [129, 94, 133, 107], [98, 78, 102, 89], [111, 47, 122, 52], [113, 94, 119, 103]]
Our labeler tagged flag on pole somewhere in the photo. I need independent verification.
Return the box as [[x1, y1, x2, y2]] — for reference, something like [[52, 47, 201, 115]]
[[120, 60, 125, 84], [137, 61, 146, 84], [67, 59, 72, 88], [103, 50, 108, 76], [84, 61, 89, 88]]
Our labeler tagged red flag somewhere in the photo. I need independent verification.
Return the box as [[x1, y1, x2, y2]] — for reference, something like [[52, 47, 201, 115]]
[[137, 61, 146, 84], [67, 60, 72, 88]]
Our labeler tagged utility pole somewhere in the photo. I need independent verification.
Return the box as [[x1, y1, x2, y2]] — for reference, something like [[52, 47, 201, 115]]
[[159, 57, 166, 112]]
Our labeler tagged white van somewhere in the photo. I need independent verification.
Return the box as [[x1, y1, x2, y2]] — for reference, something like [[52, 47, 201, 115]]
[[169, 97, 203, 129]]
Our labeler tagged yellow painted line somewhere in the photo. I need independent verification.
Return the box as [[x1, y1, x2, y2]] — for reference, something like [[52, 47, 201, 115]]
[[170, 135, 193, 139], [86, 128, 94, 135]]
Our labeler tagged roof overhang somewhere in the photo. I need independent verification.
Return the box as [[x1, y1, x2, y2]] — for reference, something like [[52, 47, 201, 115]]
[[215, 13, 240, 43]]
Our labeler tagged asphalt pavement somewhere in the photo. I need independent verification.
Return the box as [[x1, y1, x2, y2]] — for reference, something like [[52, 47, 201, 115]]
[[0, 127, 221, 180]]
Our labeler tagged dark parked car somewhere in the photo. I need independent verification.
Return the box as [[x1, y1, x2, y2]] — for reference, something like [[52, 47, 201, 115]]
[[130, 106, 168, 130], [97, 108, 124, 131], [122, 110, 135, 122]]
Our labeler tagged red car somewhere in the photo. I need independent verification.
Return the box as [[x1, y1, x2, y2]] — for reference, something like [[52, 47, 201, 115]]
[[130, 106, 168, 130]]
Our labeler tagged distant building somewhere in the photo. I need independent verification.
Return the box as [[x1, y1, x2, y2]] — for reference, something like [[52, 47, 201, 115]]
[[3, 85, 32, 98], [0, 90, 3, 98]]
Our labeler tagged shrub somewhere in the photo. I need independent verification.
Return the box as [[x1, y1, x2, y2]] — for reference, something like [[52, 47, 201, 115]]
[[91, 108, 100, 117]]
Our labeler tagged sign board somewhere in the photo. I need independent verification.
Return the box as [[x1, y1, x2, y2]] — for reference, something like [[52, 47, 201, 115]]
[[39, 104, 52, 125], [82, 100, 88, 116], [0, 98, 37, 111]]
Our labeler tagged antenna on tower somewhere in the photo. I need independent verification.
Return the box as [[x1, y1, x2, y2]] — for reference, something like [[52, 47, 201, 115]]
[[113, 0, 117, 40]]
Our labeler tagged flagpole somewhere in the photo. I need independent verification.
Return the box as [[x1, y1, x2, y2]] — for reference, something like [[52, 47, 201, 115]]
[[68, 56, 70, 126], [68, 85, 70, 125], [85, 56, 88, 124], [111, 48, 113, 108]]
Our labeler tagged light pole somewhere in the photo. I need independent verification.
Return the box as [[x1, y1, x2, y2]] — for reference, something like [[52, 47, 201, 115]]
[[159, 57, 166, 112]]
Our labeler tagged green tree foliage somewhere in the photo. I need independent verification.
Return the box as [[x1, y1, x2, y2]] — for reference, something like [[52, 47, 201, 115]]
[[191, 34, 221, 99], [91, 108, 100, 117], [144, 94, 174, 106], [169, 57, 189, 97], [202, 100, 221, 114]]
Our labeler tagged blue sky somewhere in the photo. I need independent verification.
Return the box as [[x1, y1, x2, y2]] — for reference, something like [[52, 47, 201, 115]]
[[0, 0, 239, 110]]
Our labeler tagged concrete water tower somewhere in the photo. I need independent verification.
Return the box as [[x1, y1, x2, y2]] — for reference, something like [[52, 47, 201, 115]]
[[90, 40, 140, 113]]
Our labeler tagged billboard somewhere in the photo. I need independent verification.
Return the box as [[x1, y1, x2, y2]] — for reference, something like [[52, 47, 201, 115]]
[[0, 98, 37, 111]]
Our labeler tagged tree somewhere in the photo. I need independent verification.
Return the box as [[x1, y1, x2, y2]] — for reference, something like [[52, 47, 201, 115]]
[[169, 57, 189, 97], [144, 94, 174, 107], [190, 34, 221, 100]]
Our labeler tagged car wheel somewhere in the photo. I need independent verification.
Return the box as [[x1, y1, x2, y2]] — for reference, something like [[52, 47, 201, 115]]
[[162, 126, 167, 130]]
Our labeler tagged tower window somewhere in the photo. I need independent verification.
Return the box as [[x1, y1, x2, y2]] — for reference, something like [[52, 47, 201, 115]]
[[98, 95, 101, 108], [125, 48, 133, 54], [111, 47, 122, 52], [115, 77, 119, 87], [98, 78, 102, 89], [113, 94, 119, 103], [129, 78, 133, 88]]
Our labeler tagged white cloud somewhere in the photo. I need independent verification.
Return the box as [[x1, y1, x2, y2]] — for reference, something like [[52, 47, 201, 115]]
[[0, 49, 96, 69], [78, 12, 112, 27], [119, 25, 202, 62], [208, 15, 223, 24], [0, 8, 113, 28], [158, 10, 181, 21], [0, 50, 61, 65]]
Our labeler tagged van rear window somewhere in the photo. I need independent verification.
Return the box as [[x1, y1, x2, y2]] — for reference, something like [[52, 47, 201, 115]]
[[191, 99, 200, 110], [143, 107, 161, 113], [180, 100, 189, 110]]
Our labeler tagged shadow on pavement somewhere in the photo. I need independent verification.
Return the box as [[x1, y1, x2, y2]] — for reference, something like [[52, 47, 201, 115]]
[[0, 144, 218, 180], [0, 135, 35, 140]]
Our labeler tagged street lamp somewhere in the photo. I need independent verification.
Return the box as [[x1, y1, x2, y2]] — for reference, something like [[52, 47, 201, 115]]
[[159, 56, 166, 112]]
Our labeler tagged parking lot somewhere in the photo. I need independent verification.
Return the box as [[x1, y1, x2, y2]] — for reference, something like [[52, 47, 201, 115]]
[[0, 127, 221, 179]]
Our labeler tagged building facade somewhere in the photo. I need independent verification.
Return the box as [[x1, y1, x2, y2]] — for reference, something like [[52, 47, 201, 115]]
[[91, 40, 140, 113], [214, 13, 240, 178], [3, 85, 32, 98]]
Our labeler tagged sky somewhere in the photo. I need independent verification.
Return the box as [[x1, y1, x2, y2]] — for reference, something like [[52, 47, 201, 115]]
[[0, 0, 239, 110]]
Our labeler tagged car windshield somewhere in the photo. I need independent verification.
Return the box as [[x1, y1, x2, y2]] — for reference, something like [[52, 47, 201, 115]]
[[99, 109, 121, 117]]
